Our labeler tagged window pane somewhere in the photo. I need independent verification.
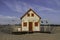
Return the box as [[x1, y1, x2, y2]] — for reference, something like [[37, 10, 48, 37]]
[[35, 22, 38, 26], [31, 13, 34, 17], [23, 22, 27, 26]]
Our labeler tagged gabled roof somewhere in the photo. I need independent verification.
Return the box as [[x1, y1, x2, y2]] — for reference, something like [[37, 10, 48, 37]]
[[20, 8, 41, 19]]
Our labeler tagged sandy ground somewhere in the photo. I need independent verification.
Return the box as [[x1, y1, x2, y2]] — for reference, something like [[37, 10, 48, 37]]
[[0, 26, 60, 40]]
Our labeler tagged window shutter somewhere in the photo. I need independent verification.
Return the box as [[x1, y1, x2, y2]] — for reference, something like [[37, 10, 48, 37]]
[[35, 22, 38, 26], [23, 22, 27, 26]]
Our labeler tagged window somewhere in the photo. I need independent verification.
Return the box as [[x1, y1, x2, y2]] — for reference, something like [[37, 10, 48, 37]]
[[35, 22, 38, 26], [31, 13, 34, 17], [27, 14, 30, 17], [23, 22, 27, 26]]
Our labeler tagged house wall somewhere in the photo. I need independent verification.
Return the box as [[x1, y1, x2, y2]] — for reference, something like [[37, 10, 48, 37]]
[[22, 21, 29, 31], [33, 21, 40, 31], [21, 11, 41, 31]]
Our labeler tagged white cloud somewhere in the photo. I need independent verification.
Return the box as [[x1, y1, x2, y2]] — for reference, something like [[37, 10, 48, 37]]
[[0, 15, 20, 24], [54, 0, 60, 6], [3, 0, 17, 12], [3, 0, 60, 13], [0, 15, 17, 19], [0, 0, 60, 24]]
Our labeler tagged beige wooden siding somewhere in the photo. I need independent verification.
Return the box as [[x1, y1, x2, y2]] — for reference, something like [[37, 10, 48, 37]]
[[22, 21, 29, 31], [21, 10, 41, 31], [22, 11, 40, 22], [33, 21, 40, 31]]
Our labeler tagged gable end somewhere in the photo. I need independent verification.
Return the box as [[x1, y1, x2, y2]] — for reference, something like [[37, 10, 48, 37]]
[[20, 8, 41, 19]]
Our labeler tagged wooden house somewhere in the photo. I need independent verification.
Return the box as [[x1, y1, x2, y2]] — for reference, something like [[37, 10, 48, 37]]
[[20, 8, 41, 32]]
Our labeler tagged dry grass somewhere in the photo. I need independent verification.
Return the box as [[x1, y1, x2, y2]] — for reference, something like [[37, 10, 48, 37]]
[[0, 26, 60, 40]]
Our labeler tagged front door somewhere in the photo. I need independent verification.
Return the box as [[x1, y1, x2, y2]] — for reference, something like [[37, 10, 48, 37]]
[[29, 22, 33, 32]]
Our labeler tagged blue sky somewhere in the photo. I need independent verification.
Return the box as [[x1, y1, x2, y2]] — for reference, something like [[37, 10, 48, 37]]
[[0, 0, 60, 24]]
